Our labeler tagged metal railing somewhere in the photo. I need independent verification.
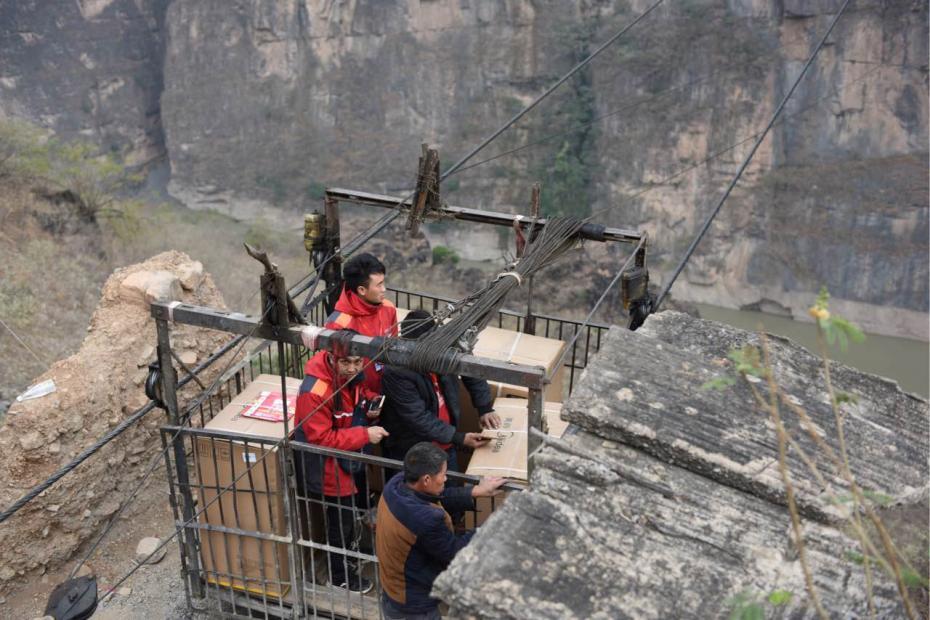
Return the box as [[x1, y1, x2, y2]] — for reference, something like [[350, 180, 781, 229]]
[[385, 286, 609, 398], [161, 422, 516, 619], [199, 285, 609, 424], [161, 285, 610, 618]]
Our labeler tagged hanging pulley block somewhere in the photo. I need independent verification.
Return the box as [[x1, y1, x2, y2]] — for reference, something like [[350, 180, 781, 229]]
[[44, 575, 98, 620], [621, 266, 649, 310], [144, 360, 164, 409]]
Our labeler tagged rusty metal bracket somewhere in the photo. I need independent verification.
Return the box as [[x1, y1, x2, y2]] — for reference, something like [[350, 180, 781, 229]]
[[408, 144, 441, 236], [244, 243, 307, 329]]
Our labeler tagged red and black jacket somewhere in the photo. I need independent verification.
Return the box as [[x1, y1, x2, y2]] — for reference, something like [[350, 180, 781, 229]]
[[294, 351, 376, 497], [324, 287, 398, 393], [381, 366, 493, 458]]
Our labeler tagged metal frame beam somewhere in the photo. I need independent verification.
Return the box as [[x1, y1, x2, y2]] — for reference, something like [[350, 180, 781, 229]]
[[150, 302, 548, 389], [325, 187, 643, 245]]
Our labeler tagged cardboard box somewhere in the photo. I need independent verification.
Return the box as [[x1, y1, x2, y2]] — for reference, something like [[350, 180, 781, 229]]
[[463, 398, 565, 528], [457, 327, 566, 434], [196, 375, 301, 598], [465, 398, 564, 481]]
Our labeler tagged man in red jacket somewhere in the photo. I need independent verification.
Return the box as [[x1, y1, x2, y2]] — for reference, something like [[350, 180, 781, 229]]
[[294, 332, 389, 593], [325, 253, 398, 393]]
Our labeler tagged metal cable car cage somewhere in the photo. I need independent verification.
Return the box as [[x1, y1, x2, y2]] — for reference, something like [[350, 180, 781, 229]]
[[154, 287, 611, 619]]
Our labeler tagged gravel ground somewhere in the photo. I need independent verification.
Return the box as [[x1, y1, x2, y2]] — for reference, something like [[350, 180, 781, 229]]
[[5, 486, 211, 620]]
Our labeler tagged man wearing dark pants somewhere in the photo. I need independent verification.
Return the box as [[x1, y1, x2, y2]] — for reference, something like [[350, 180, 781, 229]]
[[376, 442, 504, 619], [294, 332, 389, 593], [381, 310, 501, 472]]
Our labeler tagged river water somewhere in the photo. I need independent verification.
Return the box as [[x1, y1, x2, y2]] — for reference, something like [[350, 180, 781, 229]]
[[695, 304, 929, 398]]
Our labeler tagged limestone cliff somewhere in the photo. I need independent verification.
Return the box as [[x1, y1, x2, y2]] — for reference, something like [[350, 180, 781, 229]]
[[0, 0, 170, 168], [158, 0, 930, 339], [1, 0, 926, 338]]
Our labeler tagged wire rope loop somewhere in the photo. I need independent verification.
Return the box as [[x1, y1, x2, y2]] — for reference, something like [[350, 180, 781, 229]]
[[494, 271, 523, 286]]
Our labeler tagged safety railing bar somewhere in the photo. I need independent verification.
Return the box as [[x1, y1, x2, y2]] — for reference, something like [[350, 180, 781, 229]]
[[385, 285, 612, 330], [164, 426, 529, 493], [294, 539, 379, 563], [180, 520, 293, 545], [241, 438, 275, 611]]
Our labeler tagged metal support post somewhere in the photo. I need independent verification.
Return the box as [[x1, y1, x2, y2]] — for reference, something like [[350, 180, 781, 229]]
[[527, 387, 545, 478], [523, 183, 540, 336], [276, 342, 304, 618], [156, 319, 204, 598], [322, 197, 343, 315]]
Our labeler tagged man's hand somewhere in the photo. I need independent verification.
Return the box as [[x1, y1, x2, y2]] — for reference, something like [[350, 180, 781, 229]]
[[479, 412, 501, 429], [462, 432, 490, 449], [367, 426, 389, 444], [471, 476, 505, 498]]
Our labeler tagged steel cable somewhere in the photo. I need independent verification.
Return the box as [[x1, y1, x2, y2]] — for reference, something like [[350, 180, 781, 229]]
[[654, 0, 854, 310], [409, 217, 587, 374]]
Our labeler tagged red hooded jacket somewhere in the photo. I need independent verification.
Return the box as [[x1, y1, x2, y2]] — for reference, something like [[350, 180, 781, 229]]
[[295, 351, 376, 497], [324, 288, 398, 392]]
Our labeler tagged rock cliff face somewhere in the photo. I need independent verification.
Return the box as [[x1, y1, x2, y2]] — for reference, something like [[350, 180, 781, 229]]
[[0, 251, 232, 584], [1, 0, 926, 337], [0, 0, 170, 167], [435, 311, 929, 618]]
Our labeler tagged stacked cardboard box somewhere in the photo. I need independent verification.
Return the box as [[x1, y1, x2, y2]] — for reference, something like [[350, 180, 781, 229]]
[[464, 397, 567, 527], [196, 374, 301, 598], [457, 327, 567, 435]]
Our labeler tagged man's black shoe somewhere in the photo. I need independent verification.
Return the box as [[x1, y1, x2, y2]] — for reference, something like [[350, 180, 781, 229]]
[[337, 574, 373, 594]]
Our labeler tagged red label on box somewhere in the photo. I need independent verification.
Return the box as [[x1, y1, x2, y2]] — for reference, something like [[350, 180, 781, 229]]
[[241, 391, 297, 423]]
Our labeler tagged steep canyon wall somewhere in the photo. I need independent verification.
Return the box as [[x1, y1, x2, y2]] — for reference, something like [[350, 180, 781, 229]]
[[1, 0, 926, 337]]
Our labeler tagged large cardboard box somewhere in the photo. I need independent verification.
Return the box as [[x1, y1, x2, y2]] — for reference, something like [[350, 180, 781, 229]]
[[196, 374, 301, 598], [465, 398, 565, 481], [458, 327, 567, 434], [464, 398, 566, 527]]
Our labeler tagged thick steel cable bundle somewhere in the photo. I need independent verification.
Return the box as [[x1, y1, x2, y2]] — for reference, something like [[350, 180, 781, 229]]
[[408, 217, 587, 374]]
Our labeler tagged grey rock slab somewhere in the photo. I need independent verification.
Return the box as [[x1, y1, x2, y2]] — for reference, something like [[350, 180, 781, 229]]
[[564, 316, 928, 522], [436, 313, 927, 619], [436, 430, 912, 619]]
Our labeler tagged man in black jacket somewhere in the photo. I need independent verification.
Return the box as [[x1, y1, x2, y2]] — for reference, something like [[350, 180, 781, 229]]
[[381, 310, 501, 470]]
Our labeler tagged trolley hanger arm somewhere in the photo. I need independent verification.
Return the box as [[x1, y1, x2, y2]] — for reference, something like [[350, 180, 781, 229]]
[[150, 301, 547, 389], [325, 187, 643, 245]]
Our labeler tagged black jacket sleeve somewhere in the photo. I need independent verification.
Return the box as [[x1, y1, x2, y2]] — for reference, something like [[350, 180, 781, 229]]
[[461, 375, 494, 415], [418, 512, 473, 567], [440, 485, 476, 515], [382, 369, 462, 446]]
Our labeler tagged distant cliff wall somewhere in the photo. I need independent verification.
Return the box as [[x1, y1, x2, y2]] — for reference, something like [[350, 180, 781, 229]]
[[1, 0, 926, 337], [0, 0, 171, 167]]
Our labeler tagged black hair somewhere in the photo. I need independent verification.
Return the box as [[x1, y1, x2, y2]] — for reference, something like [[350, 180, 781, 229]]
[[401, 309, 436, 340], [403, 442, 448, 483], [343, 253, 386, 295], [329, 328, 360, 359]]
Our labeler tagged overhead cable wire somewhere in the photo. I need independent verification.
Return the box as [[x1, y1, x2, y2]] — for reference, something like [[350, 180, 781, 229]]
[[0, 315, 48, 369], [410, 217, 588, 374], [546, 236, 647, 382], [654, 0, 854, 310], [451, 69, 723, 174], [436, 0, 664, 187], [289, 0, 665, 288]]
